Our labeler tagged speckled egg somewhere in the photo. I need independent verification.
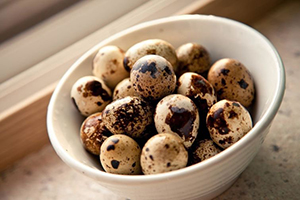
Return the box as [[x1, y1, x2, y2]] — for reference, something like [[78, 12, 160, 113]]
[[93, 45, 129, 89], [102, 96, 153, 138], [124, 39, 178, 72], [177, 72, 217, 113], [206, 99, 253, 149], [80, 112, 112, 155], [189, 139, 222, 165], [140, 133, 188, 175], [100, 134, 141, 175], [112, 78, 138, 100], [176, 43, 211, 76], [130, 55, 176, 101], [154, 94, 199, 148], [71, 76, 112, 116], [207, 58, 255, 107]]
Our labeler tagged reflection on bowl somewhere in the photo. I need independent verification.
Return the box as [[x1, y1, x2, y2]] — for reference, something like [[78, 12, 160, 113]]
[[47, 15, 285, 200]]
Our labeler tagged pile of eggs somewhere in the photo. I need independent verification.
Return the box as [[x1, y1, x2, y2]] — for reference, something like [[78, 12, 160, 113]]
[[71, 39, 255, 175]]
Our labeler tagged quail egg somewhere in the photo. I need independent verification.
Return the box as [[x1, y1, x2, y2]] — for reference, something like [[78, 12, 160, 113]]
[[93, 45, 129, 89], [124, 39, 178, 72], [100, 134, 141, 175], [154, 94, 199, 148], [206, 99, 253, 149], [71, 76, 112, 116], [140, 133, 188, 175], [80, 112, 112, 155], [177, 72, 217, 113], [176, 43, 211, 76], [130, 55, 176, 101], [102, 96, 153, 138], [207, 58, 255, 107], [112, 78, 138, 100], [189, 139, 222, 165]]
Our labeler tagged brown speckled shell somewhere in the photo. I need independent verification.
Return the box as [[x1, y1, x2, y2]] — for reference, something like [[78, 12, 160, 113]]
[[93, 46, 129, 89], [124, 39, 178, 72], [71, 76, 112, 117], [140, 133, 188, 175], [80, 112, 112, 155], [206, 99, 252, 149], [177, 72, 217, 113], [207, 58, 255, 107], [154, 94, 199, 148], [102, 96, 153, 138], [176, 43, 211, 76], [112, 78, 138, 100], [100, 134, 141, 175], [189, 139, 222, 165], [130, 55, 176, 101]]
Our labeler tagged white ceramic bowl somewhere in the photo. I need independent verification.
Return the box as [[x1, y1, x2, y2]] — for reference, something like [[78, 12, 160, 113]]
[[47, 15, 285, 200]]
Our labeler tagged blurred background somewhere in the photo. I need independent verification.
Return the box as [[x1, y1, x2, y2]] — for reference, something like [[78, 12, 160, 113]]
[[0, 0, 80, 44]]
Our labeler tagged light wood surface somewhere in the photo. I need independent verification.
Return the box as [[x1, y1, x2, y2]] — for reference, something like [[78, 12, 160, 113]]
[[0, 84, 54, 171], [0, 0, 284, 172]]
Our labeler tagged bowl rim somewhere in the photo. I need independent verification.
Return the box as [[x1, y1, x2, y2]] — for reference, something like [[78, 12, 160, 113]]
[[47, 14, 285, 184]]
